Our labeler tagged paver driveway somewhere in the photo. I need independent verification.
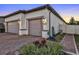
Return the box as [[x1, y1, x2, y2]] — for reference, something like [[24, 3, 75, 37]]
[[60, 34, 77, 54], [0, 33, 42, 55]]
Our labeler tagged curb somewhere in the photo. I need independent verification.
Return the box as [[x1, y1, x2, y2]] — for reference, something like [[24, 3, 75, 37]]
[[63, 50, 76, 55]]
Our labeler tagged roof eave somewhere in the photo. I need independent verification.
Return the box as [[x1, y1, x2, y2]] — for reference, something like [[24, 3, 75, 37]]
[[1, 4, 67, 24]]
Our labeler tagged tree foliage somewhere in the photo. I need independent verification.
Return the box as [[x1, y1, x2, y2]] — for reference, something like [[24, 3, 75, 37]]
[[68, 17, 79, 25], [69, 17, 76, 25], [76, 21, 79, 25]]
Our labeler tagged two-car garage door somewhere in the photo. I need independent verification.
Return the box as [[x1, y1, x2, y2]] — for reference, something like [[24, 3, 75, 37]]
[[7, 21, 19, 34], [7, 19, 42, 36]]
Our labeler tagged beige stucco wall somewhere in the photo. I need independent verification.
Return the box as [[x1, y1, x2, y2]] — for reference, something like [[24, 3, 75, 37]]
[[49, 10, 65, 36], [5, 13, 23, 22]]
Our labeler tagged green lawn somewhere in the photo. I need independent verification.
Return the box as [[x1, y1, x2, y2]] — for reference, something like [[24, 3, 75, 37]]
[[55, 33, 65, 42], [74, 35, 79, 46]]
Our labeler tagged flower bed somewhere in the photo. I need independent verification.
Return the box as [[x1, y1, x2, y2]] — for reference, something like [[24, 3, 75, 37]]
[[19, 39, 64, 55]]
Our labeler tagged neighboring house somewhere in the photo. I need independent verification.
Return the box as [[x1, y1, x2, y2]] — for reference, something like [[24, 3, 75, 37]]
[[0, 16, 5, 33], [4, 4, 66, 38]]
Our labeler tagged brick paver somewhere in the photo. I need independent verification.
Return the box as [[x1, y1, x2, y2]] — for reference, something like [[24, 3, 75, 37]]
[[61, 34, 76, 54], [0, 33, 42, 55]]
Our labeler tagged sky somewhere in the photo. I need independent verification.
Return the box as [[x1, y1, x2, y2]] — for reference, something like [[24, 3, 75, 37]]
[[0, 4, 79, 23]]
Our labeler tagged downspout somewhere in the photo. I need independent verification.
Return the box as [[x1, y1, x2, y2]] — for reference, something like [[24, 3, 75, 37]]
[[49, 11, 51, 37]]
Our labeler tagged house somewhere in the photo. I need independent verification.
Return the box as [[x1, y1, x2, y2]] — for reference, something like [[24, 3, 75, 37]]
[[0, 16, 5, 32], [4, 4, 66, 38]]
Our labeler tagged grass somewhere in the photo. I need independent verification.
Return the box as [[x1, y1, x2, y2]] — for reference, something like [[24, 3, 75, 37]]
[[55, 33, 65, 42], [74, 35, 79, 45], [74, 34, 79, 51]]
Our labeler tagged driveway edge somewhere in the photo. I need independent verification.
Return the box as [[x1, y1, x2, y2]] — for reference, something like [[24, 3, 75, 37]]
[[60, 35, 74, 55], [60, 35, 65, 44], [60, 34, 78, 55], [73, 35, 79, 54]]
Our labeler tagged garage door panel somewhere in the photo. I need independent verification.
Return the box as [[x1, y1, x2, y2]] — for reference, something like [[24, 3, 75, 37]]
[[8, 21, 18, 34], [29, 19, 42, 36], [30, 29, 41, 36]]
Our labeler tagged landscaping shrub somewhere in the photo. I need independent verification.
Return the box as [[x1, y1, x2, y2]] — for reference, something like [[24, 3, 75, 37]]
[[74, 34, 79, 44], [33, 39, 47, 47], [20, 40, 63, 55], [55, 33, 65, 42], [46, 41, 63, 55], [20, 44, 37, 55]]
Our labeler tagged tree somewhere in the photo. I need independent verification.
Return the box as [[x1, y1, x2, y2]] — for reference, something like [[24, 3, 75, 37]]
[[76, 21, 79, 25], [69, 17, 76, 25]]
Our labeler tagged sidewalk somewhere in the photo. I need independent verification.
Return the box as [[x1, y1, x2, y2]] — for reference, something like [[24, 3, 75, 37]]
[[60, 34, 78, 54]]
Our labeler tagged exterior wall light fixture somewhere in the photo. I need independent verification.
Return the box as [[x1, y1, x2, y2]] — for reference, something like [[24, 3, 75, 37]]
[[42, 18, 47, 25]]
